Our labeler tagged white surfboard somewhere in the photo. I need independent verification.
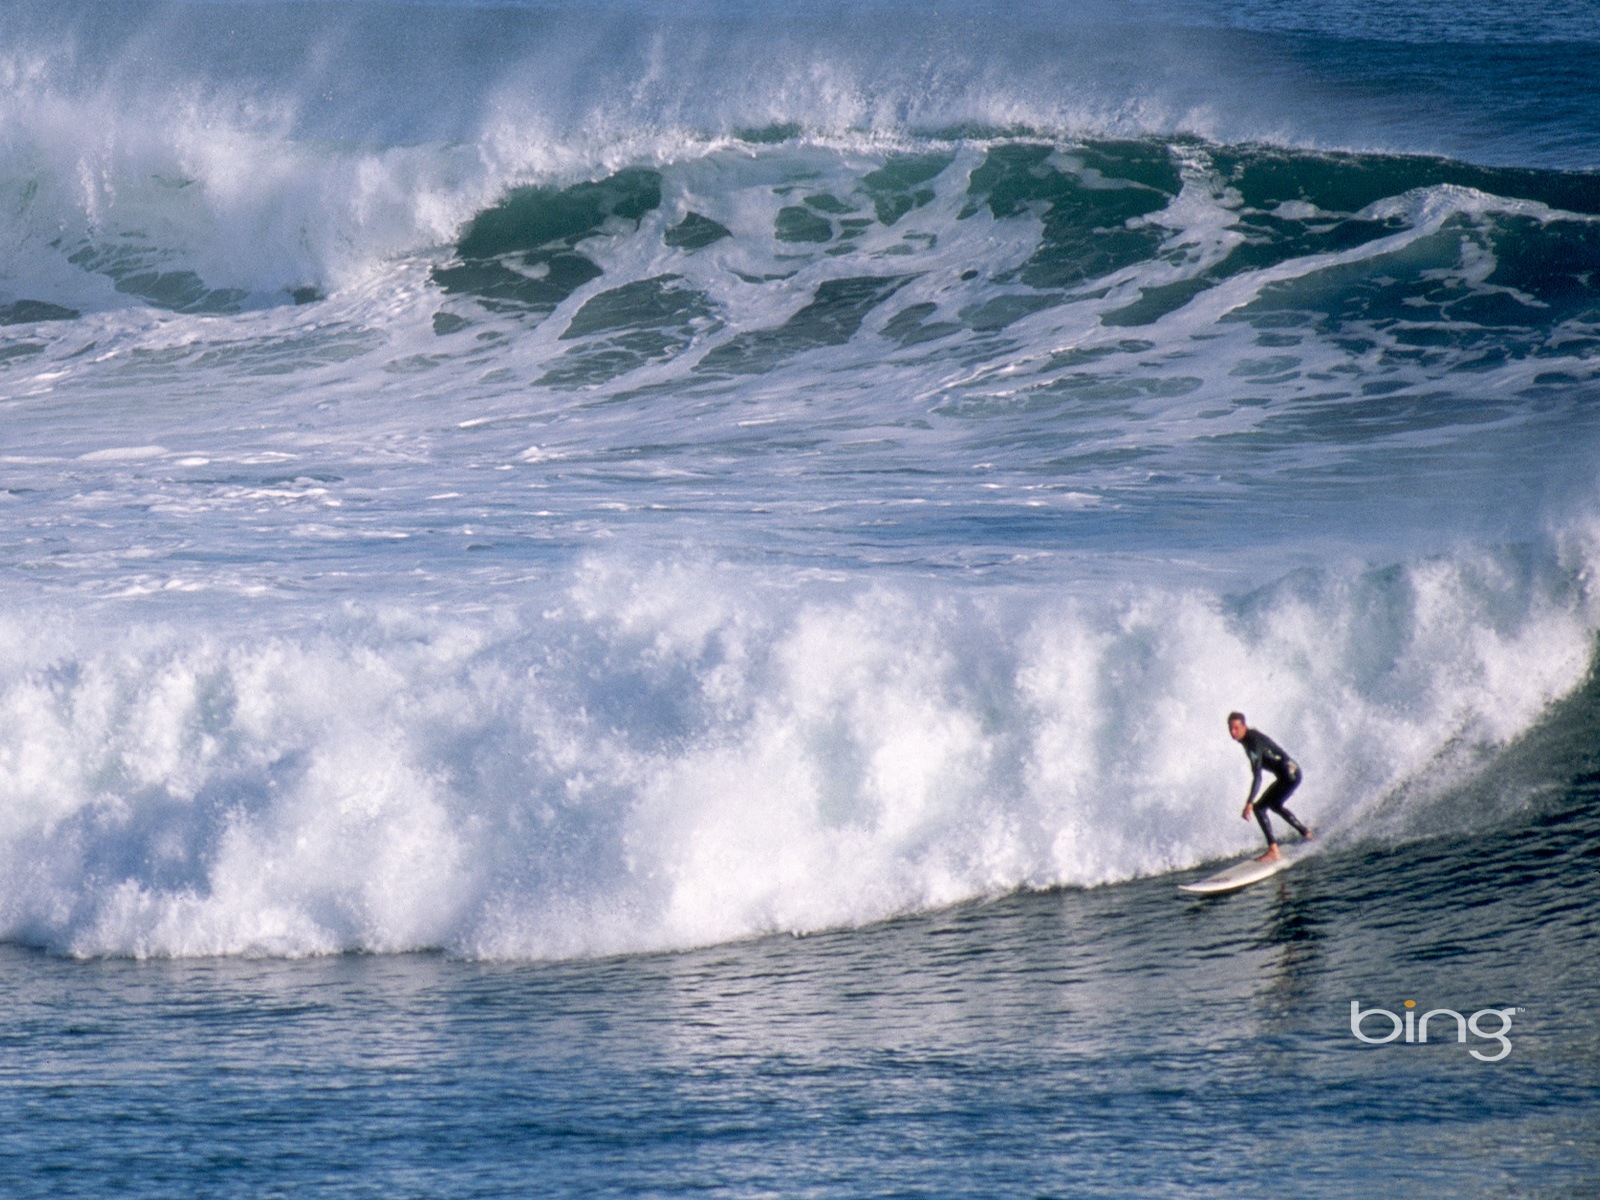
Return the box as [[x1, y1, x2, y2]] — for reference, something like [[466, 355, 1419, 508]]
[[1179, 853, 1293, 895]]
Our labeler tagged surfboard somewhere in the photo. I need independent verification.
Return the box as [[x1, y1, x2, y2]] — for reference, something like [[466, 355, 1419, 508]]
[[1178, 853, 1293, 895]]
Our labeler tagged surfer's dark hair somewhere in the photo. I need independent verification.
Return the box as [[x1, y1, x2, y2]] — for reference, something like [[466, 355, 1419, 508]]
[[1227, 711, 1246, 725]]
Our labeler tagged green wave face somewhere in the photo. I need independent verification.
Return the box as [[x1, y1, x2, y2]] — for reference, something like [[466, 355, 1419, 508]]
[[418, 137, 1600, 395]]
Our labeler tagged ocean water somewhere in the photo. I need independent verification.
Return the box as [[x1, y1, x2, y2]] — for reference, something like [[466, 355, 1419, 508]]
[[1, 0, 1598, 1194]]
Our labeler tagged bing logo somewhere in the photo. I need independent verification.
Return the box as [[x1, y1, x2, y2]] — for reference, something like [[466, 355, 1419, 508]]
[[1350, 1000, 1520, 1062]]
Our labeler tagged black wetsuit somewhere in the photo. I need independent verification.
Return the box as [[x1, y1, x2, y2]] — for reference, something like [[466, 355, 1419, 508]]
[[1240, 728, 1308, 846]]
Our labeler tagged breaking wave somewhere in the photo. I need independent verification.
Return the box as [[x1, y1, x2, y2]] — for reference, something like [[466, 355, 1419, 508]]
[[0, 527, 1595, 959]]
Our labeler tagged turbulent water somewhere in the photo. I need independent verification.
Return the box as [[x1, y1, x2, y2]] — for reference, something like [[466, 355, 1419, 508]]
[[3, 1, 1599, 1195]]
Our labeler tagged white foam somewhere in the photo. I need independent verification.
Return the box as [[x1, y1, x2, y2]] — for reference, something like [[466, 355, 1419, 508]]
[[77, 446, 167, 462], [0, 531, 1593, 960]]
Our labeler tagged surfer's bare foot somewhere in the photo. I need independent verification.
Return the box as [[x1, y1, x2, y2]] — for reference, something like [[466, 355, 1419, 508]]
[[1302, 829, 1315, 841], [1255, 847, 1281, 863]]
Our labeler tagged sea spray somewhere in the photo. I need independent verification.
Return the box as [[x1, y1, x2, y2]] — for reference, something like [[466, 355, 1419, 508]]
[[0, 534, 1592, 960]]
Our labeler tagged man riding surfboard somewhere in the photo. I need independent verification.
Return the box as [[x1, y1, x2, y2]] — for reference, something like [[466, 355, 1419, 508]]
[[1228, 712, 1313, 862]]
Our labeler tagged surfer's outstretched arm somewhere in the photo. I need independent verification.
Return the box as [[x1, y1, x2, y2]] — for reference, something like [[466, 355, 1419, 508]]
[[1229, 710, 1265, 820], [1241, 765, 1261, 819]]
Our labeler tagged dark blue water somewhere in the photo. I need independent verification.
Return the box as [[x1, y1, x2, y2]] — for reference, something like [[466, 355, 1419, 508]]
[[3, 776, 1595, 1198]]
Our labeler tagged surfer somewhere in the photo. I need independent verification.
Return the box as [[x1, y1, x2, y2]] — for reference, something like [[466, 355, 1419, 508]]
[[1228, 712, 1312, 862]]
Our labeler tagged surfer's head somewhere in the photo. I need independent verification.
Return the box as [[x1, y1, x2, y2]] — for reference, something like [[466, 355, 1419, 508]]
[[1227, 712, 1248, 741]]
